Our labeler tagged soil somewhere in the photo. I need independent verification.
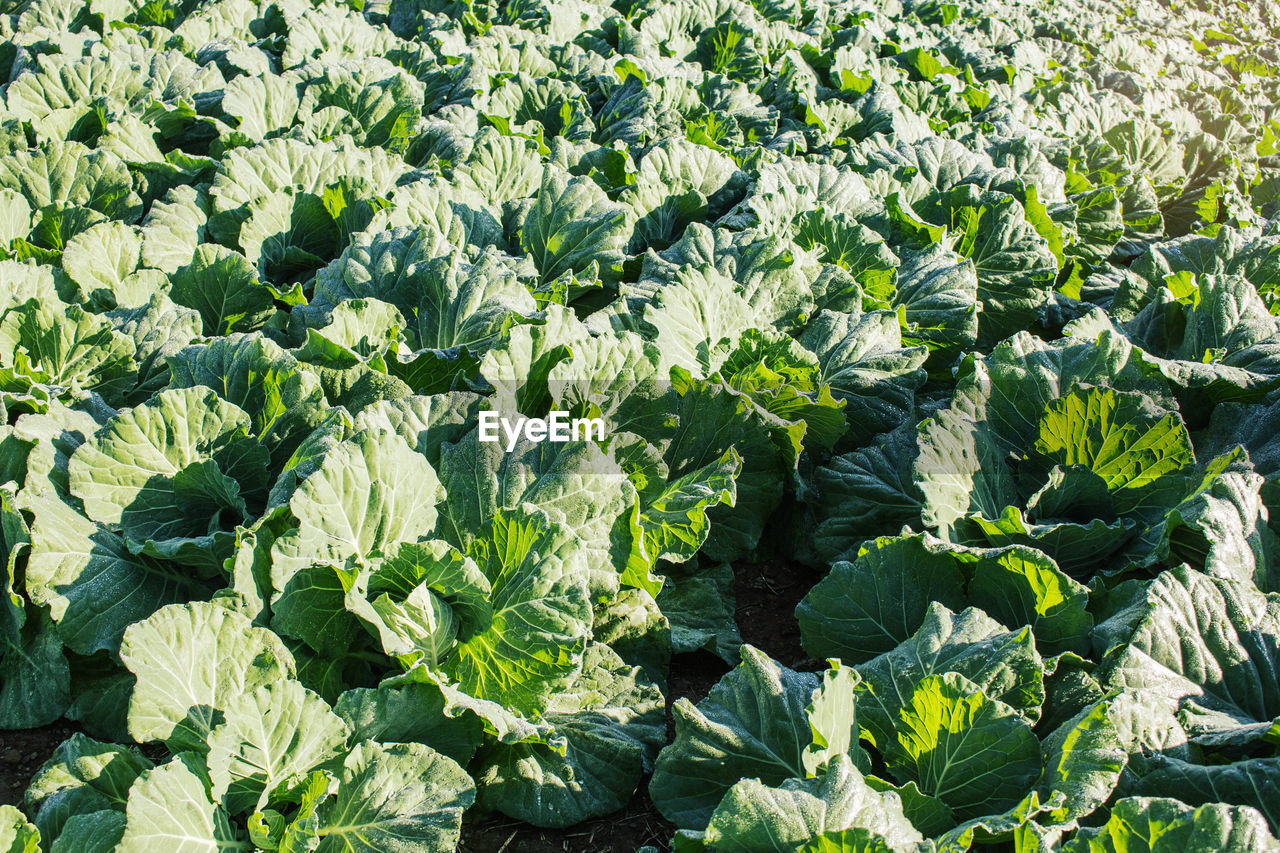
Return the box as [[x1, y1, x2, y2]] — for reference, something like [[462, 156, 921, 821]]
[[733, 557, 823, 672], [459, 789, 675, 853], [0, 558, 821, 852]]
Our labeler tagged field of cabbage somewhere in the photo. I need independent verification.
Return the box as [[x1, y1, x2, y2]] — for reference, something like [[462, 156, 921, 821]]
[[0, 0, 1278, 848]]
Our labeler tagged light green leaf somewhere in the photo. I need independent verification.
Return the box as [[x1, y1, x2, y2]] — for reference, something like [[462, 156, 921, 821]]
[[634, 447, 739, 570], [168, 334, 328, 469], [961, 545, 1093, 657], [449, 506, 592, 717], [313, 741, 473, 853], [521, 169, 628, 284], [804, 663, 868, 777], [120, 601, 296, 753], [1038, 701, 1126, 825], [1028, 386, 1195, 519], [799, 310, 927, 445], [0, 299, 137, 406], [207, 680, 350, 815], [60, 221, 142, 300], [702, 757, 925, 853], [140, 185, 209, 274], [0, 805, 40, 853], [280, 428, 443, 577], [117, 754, 246, 853], [68, 386, 266, 568], [21, 490, 205, 655]]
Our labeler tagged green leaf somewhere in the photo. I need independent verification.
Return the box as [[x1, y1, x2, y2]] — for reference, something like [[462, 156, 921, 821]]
[[804, 663, 868, 777], [222, 74, 301, 142], [632, 447, 739, 574], [344, 539, 490, 667], [476, 643, 665, 827], [1098, 566, 1280, 735], [591, 586, 671, 689], [0, 609, 70, 729], [298, 64, 424, 149], [169, 244, 275, 335], [24, 733, 151, 841], [914, 405, 1017, 538], [278, 428, 443, 578], [640, 265, 764, 378], [335, 679, 484, 767], [651, 646, 822, 831], [864, 777, 955, 837], [68, 386, 267, 570], [960, 545, 1093, 657], [21, 489, 205, 655], [402, 251, 538, 351], [661, 372, 800, 561], [271, 562, 362, 658], [810, 427, 924, 563], [794, 215, 899, 304], [260, 770, 332, 853], [854, 603, 1044, 752], [168, 334, 328, 470], [797, 534, 968, 665], [478, 304, 590, 415], [449, 506, 592, 717], [0, 299, 137, 406], [351, 393, 483, 470], [1038, 701, 1126, 825], [0, 141, 139, 222], [799, 310, 927, 444], [103, 296, 198, 403], [655, 561, 742, 663], [1028, 386, 1195, 518], [139, 185, 208, 273], [969, 504, 1137, 580], [1125, 758, 1280, 835], [49, 812, 125, 853], [59, 221, 143, 303], [887, 672, 1042, 820], [442, 430, 636, 600], [1064, 797, 1280, 853], [955, 329, 1166, 458], [719, 328, 847, 451], [521, 169, 628, 284], [238, 191, 338, 285]]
